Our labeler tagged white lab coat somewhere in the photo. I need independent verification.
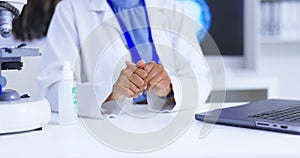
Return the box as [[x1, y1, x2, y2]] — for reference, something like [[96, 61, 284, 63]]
[[37, 0, 212, 118]]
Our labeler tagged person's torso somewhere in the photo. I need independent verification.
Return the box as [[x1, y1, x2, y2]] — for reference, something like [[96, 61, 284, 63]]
[[57, 0, 183, 83]]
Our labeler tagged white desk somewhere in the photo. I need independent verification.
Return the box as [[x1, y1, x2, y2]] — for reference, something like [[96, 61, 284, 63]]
[[1, 103, 300, 158]]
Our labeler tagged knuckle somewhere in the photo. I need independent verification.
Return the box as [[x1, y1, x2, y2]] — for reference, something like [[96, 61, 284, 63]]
[[129, 83, 136, 90], [134, 70, 142, 77], [134, 81, 142, 89], [167, 77, 171, 83], [150, 80, 155, 85], [129, 92, 135, 97], [123, 82, 129, 88], [121, 69, 125, 75], [134, 88, 140, 94], [129, 72, 135, 79], [121, 69, 128, 76], [139, 80, 145, 87], [144, 67, 150, 73], [126, 90, 132, 96], [128, 74, 133, 81], [115, 81, 122, 88], [132, 87, 140, 94], [139, 70, 147, 78], [125, 93, 131, 98], [131, 73, 137, 80], [150, 61, 156, 65], [147, 62, 155, 67], [131, 87, 138, 93], [158, 64, 163, 69], [143, 71, 148, 77], [133, 69, 138, 74]]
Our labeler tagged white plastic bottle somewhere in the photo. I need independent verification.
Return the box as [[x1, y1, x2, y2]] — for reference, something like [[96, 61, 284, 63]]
[[58, 61, 77, 125]]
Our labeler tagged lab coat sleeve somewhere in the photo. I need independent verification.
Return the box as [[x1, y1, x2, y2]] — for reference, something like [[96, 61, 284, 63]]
[[147, 91, 176, 112], [101, 101, 124, 118], [37, 1, 80, 112]]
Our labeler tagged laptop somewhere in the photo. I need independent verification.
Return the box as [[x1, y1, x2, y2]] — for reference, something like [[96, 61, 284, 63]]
[[195, 99, 300, 135]]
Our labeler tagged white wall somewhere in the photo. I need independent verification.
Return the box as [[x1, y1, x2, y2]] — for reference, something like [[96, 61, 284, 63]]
[[257, 43, 300, 100], [244, 0, 300, 100]]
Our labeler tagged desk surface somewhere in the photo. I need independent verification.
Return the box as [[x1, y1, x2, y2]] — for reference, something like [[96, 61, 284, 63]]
[[1, 103, 300, 158]]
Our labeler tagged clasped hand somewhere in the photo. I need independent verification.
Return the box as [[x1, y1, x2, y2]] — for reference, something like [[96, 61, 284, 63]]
[[111, 60, 172, 101]]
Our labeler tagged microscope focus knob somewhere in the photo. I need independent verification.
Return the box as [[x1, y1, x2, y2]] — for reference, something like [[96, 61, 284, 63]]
[[0, 2, 20, 16]]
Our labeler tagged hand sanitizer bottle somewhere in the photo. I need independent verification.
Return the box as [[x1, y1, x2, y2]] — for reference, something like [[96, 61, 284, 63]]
[[58, 61, 77, 125]]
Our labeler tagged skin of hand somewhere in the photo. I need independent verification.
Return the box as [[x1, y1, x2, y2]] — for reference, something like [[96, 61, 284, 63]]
[[105, 60, 172, 102], [144, 61, 172, 97], [106, 60, 148, 102]]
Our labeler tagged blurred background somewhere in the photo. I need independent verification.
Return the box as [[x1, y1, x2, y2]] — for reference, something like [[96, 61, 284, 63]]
[[180, 0, 300, 103], [0, 0, 299, 103]]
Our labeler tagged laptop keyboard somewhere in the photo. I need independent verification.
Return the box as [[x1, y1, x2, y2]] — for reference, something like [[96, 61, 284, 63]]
[[248, 105, 300, 123]]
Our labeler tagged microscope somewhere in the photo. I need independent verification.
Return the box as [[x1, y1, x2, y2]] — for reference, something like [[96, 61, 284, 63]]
[[0, 0, 50, 134]]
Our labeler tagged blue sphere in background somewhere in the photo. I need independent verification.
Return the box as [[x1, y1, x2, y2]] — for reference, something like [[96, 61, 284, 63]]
[[178, 0, 211, 42]]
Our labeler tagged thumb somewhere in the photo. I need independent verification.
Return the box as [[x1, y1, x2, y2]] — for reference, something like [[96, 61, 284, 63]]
[[125, 61, 135, 67]]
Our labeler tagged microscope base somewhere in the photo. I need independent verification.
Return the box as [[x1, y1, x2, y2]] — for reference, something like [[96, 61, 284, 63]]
[[0, 98, 51, 134]]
